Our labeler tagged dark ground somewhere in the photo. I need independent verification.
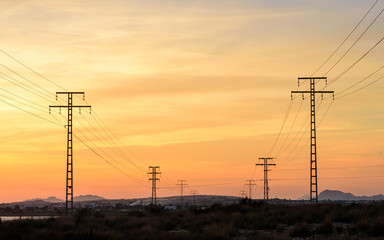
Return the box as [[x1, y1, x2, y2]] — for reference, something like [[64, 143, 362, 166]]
[[1, 200, 384, 240]]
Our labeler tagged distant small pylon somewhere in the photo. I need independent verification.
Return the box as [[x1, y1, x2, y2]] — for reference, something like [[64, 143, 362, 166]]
[[176, 180, 188, 208], [148, 166, 161, 205], [256, 157, 276, 202], [190, 190, 198, 206], [244, 180, 256, 199], [239, 190, 247, 199]]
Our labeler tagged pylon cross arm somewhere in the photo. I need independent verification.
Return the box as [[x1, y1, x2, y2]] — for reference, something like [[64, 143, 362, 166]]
[[298, 77, 326, 80], [291, 91, 334, 94], [49, 105, 91, 108], [56, 92, 85, 94]]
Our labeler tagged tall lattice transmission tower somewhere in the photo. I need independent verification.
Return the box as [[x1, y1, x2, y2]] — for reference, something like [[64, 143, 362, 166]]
[[49, 92, 91, 215], [291, 77, 334, 203]]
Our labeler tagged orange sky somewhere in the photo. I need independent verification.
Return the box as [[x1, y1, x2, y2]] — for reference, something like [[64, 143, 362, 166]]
[[0, 0, 383, 202]]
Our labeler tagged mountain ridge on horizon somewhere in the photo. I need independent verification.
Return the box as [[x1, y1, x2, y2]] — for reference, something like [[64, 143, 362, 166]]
[[319, 189, 384, 201], [9, 190, 384, 205], [22, 194, 105, 204], [298, 189, 384, 201]]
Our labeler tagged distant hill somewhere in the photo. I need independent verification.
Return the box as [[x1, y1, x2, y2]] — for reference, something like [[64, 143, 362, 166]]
[[74, 195, 105, 202], [319, 190, 384, 201], [22, 195, 105, 204], [24, 196, 63, 203], [44, 196, 64, 203], [13, 191, 384, 206], [20, 199, 50, 205]]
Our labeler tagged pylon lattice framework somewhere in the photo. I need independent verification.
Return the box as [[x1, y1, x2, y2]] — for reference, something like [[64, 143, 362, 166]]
[[148, 166, 161, 205], [190, 190, 198, 206], [239, 190, 247, 199], [256, 157, 276, 202], [244, 180, 256, 200], [49, 92, 91, 215], [291, 77, 334, 203], [176, 180, 188, 208]]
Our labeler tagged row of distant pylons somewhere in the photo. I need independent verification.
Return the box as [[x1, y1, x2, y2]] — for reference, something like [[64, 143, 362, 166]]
[[242, 77, 334, 204], [147, 167, 197, 208], [52, 77, 333, 215]]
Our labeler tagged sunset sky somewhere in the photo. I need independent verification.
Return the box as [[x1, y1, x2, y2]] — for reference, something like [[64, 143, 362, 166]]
[[0, 0, 383, 202]]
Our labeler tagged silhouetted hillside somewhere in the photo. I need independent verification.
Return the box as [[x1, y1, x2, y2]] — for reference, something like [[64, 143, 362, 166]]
[[24, 196, 63, 203], [74, 195, 105, 202], [319, 190, 384, 201]]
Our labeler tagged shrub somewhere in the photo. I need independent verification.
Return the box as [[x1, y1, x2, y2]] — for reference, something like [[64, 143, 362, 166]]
[[371, 218, 384, 237], [290, 222, 311, 238], [356, 219, 370, 235], [317, 221, 333, 235]]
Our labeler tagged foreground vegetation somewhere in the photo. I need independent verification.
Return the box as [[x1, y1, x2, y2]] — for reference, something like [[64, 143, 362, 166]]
[[1, 200, 384, 239]]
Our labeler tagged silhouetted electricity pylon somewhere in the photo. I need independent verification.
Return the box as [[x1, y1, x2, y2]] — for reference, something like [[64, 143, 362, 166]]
[[244, 180, 256, 199], [190, 190, 198, 206], [148, 166, 161, 205], [176, 180, 188, 208], [49, 92, 91, 215], [239, 190, 247, 199], [291, 77, 334, 203], [256, 157, 276, 202]]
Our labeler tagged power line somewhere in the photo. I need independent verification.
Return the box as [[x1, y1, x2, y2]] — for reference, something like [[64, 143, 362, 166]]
[[278, 163, 384, 171], [322, 4, 384, 76], [88, 109, 148, 166], [311, 0, 380, 76], [77, 114, 144, 172], [0, 63, 55, 98], [157, 173, 176, 188], [0, 49, 68, 91], [337, 74, 384, 99], [73, 134, 150, 188], [0, 86, 47, 111], [274, 99, 304, 158], [277, 114, 310, 164], [279, 98, 332, 166], [0, 99, 61, 127], [271, 175, 384, 181], [72, 124, 146, 182], [326, 35, 384, 87], [278, 98, 322, 165], [280, 100, 334, 167], [0, 92, 49, 114], [317, 100, 334, 126], [266, 99, 295, 156], [58, 113, 149, 186], [335, 64, 384, 97], [0, 50, 149, 177], [0, 72, 56, 103]]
